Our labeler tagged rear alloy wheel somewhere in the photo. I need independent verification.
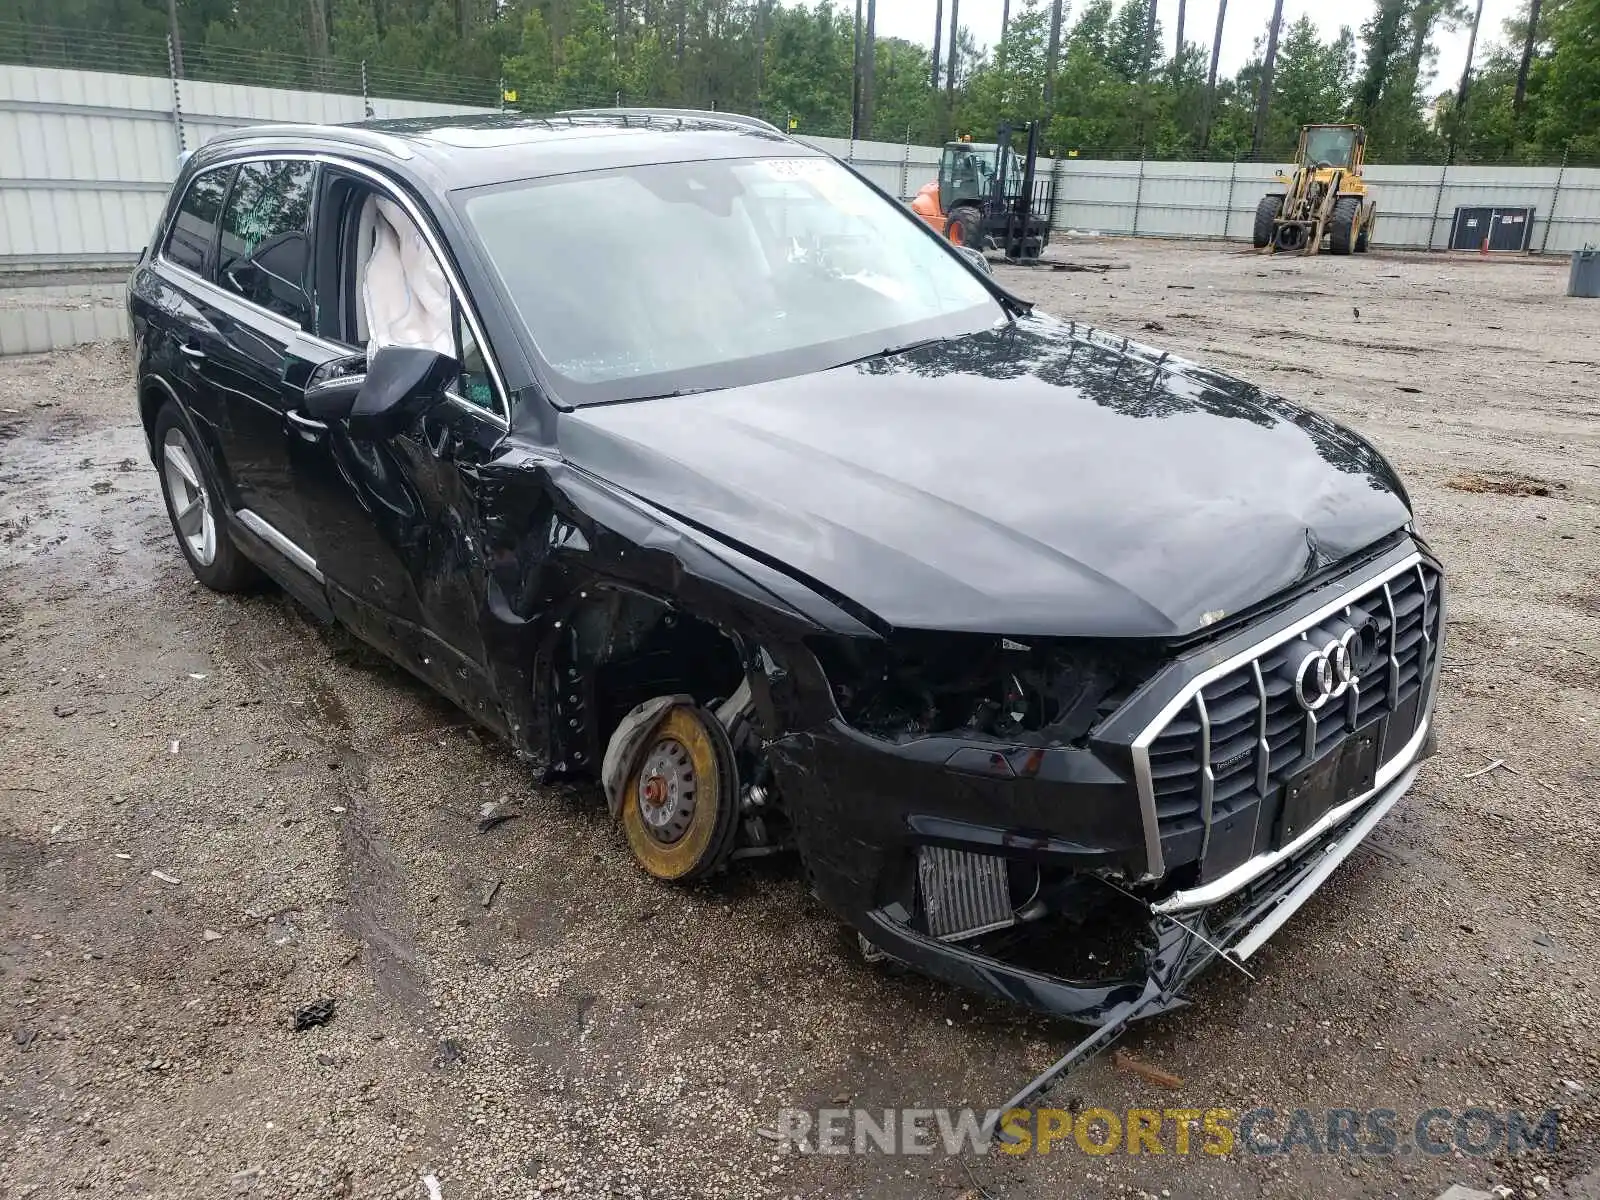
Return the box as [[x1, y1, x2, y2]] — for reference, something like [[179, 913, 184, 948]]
[[1253, 193, 1283, 248], [620, 705, 741, 882], [1329, 196, 1361, 255], [152, 403, 259, 592], [946, 206, 981, 249]]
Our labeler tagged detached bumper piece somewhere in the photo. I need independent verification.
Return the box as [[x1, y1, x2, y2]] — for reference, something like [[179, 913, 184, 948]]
[[992, 755, 1425, 1120]]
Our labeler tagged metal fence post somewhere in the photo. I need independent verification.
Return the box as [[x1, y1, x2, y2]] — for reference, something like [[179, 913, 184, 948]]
[[1131, 146, 1146, 236], [848, 135, 856, 165], [1428, 162, 1449, 251], [1049, 154, 1064, 234], [497, 74, 505, 113], [166, 33, 185, 155], [1223, 152, 1239, 241], [362, 60, 374, 117], [1541, 147, 1568, 255], [900, 125, 911, 199]]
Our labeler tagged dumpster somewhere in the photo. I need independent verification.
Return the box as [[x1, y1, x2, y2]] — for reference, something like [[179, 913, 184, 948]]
[[1570, 248, 1600, 297]]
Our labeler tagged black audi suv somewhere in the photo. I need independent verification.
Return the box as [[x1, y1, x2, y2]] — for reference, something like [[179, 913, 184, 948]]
[[128, 110, 1442, 1028]]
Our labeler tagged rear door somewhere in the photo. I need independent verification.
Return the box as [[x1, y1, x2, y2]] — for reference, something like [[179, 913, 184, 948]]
[[189, 158, 321, 555], [135, 162, 236, 462]]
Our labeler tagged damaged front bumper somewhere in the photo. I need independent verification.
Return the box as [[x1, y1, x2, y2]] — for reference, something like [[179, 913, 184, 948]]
[[865, 729, 1429, 1025], [763, 544, 1443, 1026]]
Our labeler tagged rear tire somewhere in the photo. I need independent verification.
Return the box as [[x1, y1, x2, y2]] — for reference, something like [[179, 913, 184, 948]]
[[152, 402, 259, 593], [946, 206, 981, 249], [1253, 194, 1282, 248], [1329, 196, 1361, 255]]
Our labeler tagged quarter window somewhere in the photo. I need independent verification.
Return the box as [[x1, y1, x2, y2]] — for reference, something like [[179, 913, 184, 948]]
[[217, 160, 316, 328], [163, 166, 234, 276], [453, 303, 495, 411]]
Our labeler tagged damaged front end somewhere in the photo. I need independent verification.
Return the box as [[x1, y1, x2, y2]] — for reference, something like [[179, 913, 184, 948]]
[[759, 542, 1443, 1044]]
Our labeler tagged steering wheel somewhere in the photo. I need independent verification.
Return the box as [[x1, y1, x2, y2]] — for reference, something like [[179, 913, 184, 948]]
[[1313, 160, 1334, 171]]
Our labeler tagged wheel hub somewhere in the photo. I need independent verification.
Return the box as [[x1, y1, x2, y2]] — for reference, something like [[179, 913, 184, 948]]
[[635, 738, 697, 844], [161, 427, 216, 567]]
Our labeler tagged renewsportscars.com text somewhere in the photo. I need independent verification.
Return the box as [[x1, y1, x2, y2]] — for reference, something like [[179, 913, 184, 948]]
[[771, 1106, 1560, 1157]]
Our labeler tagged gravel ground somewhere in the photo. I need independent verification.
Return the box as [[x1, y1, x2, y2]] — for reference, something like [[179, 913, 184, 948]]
[[2, 239, 1597, 1200]]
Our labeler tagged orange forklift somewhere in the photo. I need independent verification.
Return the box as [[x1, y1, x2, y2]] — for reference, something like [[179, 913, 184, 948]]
[[910, 122, 1053, 261]]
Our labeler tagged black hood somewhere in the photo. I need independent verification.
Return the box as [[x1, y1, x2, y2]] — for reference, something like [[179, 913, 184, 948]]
[[560, 315, 1412, 638]]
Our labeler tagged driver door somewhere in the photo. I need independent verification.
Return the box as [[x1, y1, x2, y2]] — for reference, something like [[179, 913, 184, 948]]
[[284, 172, 508, 717]]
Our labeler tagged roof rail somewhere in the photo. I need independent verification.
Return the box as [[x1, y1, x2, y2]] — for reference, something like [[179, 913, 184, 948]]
[[557, 107, 783, 135], [207, 122, 416, 160]]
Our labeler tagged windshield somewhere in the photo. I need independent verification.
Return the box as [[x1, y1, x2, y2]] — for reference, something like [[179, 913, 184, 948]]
[[1303, 127, 1357, 167], [461, 155, 1003, 405]]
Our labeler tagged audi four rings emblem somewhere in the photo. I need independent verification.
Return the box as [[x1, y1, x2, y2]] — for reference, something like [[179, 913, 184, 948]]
[[1292, 631, 1360, 711]]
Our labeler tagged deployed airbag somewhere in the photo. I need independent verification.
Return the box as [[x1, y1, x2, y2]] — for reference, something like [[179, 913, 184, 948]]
[[362, 196, 453, 361]]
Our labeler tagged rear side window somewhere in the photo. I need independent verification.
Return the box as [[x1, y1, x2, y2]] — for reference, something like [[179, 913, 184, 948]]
[[163, 166, 234, 276], [217, 160, 316, 328]]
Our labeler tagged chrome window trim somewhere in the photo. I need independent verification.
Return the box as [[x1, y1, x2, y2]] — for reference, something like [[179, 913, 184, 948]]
[[160, 255, 310, 339], [235, 508, 322, 582], [154, 148, 511, 430], [1131, 550, 1432, 881]]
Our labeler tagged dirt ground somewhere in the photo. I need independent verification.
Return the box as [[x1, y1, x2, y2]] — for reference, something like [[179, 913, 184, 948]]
[[2, 239, 1597, 1200]]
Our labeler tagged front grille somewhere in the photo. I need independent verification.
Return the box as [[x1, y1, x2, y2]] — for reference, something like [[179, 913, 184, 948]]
[[1143, 559, 1441, 870]]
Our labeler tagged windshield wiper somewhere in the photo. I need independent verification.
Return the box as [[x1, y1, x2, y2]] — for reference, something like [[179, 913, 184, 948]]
[[833, 335, 951, 370], [609, 385, 719, 405]]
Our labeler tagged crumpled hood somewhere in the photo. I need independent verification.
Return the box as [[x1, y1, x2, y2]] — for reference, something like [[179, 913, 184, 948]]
[[560, 315, 1412, 638]]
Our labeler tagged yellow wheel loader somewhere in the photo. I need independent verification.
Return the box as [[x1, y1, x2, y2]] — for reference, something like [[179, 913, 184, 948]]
[[1253, 124, 1377, 256]]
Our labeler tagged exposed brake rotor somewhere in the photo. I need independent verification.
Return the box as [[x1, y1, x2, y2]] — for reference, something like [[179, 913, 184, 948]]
[[618, 702, 741, 882]]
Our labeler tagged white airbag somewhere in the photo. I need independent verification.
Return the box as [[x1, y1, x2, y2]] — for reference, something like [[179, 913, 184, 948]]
[[362, 196, 452, 361]]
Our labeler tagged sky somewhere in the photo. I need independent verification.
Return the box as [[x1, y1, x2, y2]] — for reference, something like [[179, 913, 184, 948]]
[[868, 0, 1526, 98]]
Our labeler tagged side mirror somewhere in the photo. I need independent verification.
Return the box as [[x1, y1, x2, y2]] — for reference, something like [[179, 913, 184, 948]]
[[303, 368, 365, 421], [305, 346, 457, 435]]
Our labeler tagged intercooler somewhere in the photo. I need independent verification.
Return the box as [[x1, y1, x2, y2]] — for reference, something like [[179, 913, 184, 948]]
[[917, 846, 1015, 941]]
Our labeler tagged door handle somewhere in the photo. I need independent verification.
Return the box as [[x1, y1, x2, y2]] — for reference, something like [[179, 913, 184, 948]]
[[286, 410, 328, 440], [178, 342, 207, 360]]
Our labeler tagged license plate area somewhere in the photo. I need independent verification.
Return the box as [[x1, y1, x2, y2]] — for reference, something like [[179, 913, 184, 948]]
[[1277, 723, 1382, 847]]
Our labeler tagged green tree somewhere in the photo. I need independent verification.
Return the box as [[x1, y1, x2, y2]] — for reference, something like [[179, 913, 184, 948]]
[[1265, 17, 1354, 150], [1534, 0, 1599, 155]]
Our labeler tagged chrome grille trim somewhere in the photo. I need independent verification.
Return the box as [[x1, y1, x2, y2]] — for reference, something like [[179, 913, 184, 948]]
[[1153, 717, 1429, 913], [1251, 660, 1270, 803], [1417, 563, 1435, 667], [1131, 551, 1434, 881], [1196, 692, 1215, 862], [1383, 581, 1400, 701]]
